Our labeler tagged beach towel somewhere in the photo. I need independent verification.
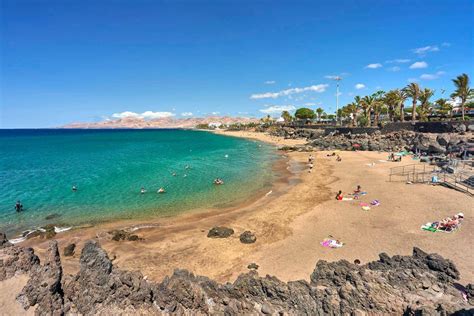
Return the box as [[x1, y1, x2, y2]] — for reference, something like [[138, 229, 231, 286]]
[[361, 206, 371, 211], [320, 238, 343, 248], [370, 200, 380, 206], [421, 223, 438, 232], [359, 202, 369, 207], [342, 197, 353, 201]]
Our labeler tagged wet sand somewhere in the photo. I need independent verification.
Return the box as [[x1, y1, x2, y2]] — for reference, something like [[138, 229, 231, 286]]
[[8, 129, 474, 286]]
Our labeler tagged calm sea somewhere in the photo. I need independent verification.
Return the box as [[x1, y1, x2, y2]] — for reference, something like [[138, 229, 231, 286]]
[[0, 129, 279, 236]]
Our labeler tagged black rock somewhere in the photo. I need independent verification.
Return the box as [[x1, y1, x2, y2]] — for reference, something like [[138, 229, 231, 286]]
[[207, 226, 234, 238], [239, 231, 257, 244], [63, 243, 76, 257]]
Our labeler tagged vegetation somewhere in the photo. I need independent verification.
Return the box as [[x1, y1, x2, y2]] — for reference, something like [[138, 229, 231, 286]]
[[333, 73, 473, 127], [294, 107, 316, 120], [281, 111, 293, 122], [451, 73, 474, 120]]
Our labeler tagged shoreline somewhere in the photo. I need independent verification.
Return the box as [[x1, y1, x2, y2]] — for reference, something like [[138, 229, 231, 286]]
[[16, 130, 319, 282], [8, 129, 474, 286]]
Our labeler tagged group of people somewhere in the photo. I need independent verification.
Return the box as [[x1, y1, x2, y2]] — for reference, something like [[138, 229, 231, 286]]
[[388, 153, 402, 162], [428, 212, 464, 232], [326, 152, 342, 162], [140, 187, 166, 194], [335, 185, 362, 201]]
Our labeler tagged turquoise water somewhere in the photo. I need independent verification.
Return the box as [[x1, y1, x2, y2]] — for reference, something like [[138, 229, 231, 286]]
[[0, 129, 278, 235]]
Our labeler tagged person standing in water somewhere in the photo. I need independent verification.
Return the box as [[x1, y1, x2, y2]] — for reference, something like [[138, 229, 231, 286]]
[[72, 185, 77, 192], [15, 200, 23, 212]]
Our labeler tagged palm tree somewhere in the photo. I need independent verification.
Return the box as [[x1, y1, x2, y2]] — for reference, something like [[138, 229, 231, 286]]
[[281, 111, 293, 123], [383, 90, 398, 122], [372, 99, 385, 126], [403, 83, 421, 122], [434, 98, 453, 119], [360, 95, 376, 127], [451, 73, 473, 120], [315, 107, 324, 122], [417, 88, 434, 121], [344, 102, 358, 126]]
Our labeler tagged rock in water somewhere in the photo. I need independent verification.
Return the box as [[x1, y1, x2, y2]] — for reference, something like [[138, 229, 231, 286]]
[[207, 226, 234, 238], [63, 243, 76, 257], [239, 231, 257, 244]]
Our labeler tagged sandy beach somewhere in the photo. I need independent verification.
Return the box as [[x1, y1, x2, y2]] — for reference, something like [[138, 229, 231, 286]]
[[11, 129, 474, 287]]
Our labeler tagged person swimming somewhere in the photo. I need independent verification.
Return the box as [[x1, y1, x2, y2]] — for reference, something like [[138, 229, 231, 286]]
[[172, 172, 177, 176], [157, 187, 166, 193], [15, 200, 23, 212], [140, 187, 146, 194], [213, 178, 224, 185], [72, 185, 77, 192]]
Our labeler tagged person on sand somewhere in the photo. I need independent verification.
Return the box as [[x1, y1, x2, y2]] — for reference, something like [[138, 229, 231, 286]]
[[308, 155, 314, 163], [336, 155, 342, 162], [335, 190, 343, 200], [354, 185, 361, 194], [157, 187, 166, 193], [15, 200, 23, 212]]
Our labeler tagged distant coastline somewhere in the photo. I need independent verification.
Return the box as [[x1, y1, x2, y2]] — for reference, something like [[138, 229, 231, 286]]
[[62, 115, 259, 129]]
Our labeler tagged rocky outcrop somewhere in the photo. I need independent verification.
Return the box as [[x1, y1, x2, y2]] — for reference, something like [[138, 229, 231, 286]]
[[309, 130, 473, 155], [207, 226, 234, 238], [0, 232, 12, 249], [17, 241, 63, 315], [0, 233, 472, 315], [0, 244, 39, 281], [62, 240, 154, 314]]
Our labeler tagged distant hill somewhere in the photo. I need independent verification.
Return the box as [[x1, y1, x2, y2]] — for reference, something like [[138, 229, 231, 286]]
[[62, 116, 259, 129]]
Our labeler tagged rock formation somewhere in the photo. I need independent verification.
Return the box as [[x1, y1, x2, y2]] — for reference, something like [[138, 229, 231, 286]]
[[207, 226, 234, 238], [0, 234, 472, 315]]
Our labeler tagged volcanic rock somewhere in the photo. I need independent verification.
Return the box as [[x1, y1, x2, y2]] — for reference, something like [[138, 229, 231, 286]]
[[207, 226, 234, 238]]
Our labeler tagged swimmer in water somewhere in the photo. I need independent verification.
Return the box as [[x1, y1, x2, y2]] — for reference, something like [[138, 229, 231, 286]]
[[157, 187, 166, 193], [72, 185, 77, 192], [140, 187, 146, 194], [15, 200, 23, 212]]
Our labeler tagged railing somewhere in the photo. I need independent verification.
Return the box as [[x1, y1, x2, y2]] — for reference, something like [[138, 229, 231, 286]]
[[389, 161, 473, 196], [389, 163, 437, 183], [440, 171, 473, 196]]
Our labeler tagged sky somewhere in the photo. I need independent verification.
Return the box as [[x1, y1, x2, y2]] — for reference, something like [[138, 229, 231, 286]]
[[1, 0, 473, 128]]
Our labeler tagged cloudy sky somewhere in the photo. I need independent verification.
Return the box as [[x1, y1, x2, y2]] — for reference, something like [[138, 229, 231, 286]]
[[1, 0, 473, 127]]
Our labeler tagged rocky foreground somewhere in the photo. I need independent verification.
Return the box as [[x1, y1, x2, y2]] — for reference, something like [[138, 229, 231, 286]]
[[1, 233, 473, 315]]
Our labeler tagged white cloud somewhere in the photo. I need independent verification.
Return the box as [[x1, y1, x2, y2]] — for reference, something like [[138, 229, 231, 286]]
[[407, 78, 419, 83], [413, 45, 439, 55], [365, 63, 382, 69], [409, 61, 428, 69], [355, 83, 366, 90], [259, 105, 296, 114], [264, 80, 276, 84], [441, 42, 451, 47], [304, 102, 316, 106], [386, 59, 411, 64], [420, 71, 446, 80], [324, 75, 340, 79], [250, 84, 329, 99], [388, 66, 401, 72], [181, 112, 193, 117], [111, 111, 175, 120]]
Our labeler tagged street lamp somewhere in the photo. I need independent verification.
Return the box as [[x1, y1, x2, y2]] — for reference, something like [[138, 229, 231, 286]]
[[333, 76, 342, 125]]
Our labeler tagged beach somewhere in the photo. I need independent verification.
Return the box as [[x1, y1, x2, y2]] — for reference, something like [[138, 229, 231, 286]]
[[11, 129, 474, 287]]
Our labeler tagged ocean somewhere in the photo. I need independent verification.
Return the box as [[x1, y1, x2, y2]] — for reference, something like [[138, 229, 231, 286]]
[[0, 129, 279, 236]]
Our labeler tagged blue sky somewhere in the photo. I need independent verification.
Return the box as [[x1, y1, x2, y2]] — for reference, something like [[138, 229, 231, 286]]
[[1, 0, 473, 128]]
